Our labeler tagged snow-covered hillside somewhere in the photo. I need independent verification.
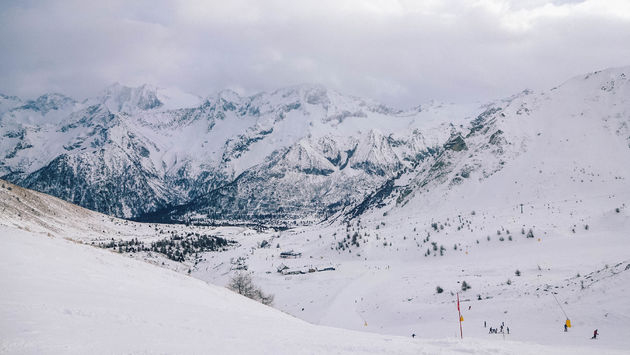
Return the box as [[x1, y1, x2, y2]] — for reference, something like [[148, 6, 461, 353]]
[[1, 222, 623, 354], [0, 179, 253, 273], [2, 160, 629, 354], [1, 227, 426, 354], [388, 67, 630, 217]]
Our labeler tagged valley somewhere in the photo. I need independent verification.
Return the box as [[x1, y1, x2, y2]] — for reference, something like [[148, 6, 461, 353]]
[[2, 66, 630, 353]]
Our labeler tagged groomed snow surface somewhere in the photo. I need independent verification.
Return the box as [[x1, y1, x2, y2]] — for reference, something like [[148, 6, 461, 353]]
[[1, 226, 621, 355]]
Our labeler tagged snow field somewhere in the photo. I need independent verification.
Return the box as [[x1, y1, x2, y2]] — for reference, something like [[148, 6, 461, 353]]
[[2, 226, 613, 354]]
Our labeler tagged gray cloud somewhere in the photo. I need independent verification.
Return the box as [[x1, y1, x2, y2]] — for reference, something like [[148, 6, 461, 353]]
[[1, 0, 629, 107]]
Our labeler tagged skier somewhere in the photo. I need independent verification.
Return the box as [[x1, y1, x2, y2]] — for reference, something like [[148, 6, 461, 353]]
[[500, 325, 504, 333], [592, 329, 598, 339], [507, 327, 510, 335], [412, 333, 416, 338], [564, 323, 568, 332], [484, 321, 487, 328]]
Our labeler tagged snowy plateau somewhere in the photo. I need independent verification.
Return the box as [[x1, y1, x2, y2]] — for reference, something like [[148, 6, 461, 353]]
[[1, 66, 630, 354]]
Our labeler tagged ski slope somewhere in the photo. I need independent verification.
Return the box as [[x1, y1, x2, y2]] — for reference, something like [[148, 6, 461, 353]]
[[0, 172, 627, 353], [194, 207, 630, 351], [2, 226, 615, 355]]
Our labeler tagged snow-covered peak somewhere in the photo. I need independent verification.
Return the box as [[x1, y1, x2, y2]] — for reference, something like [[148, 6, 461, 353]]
[[270, 84, 328, 103], [92, 83, 202, 114], [0, 93, 20, 101], [95, 83, 163, 113], [0, 93, 78, 126], [16, 93, 76, 115], [0, 93, 22, 116], [554, 66, 630, 95], [216, 89, 243, 103], [155, 86, 202, 111]]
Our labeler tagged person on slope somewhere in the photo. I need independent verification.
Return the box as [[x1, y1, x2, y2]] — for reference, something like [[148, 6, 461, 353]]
[[564, 323, 568, 332], [592, 329, 598, 339]]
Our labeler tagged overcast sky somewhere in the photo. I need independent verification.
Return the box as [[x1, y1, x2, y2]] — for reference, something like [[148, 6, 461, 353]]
[[1, 0, 629, 107]]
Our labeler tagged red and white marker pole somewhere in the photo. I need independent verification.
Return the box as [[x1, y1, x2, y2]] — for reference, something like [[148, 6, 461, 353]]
[[457, 292, 463, 339]]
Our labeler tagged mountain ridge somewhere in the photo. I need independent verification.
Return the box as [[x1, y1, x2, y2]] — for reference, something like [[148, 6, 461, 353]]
[[1, 66, 628, 225]]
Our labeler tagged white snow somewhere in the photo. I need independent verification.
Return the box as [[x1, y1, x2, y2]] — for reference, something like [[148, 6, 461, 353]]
[[2, 66, 630, 353], [2, 225, 622, 355], [1, 177, 629, 353]]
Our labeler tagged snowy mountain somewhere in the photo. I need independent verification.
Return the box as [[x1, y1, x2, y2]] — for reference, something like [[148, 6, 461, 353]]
[[0, 93, 22, 116], [1, 67, 629, 227], [383, 68, 630, 217], [91, 83, 202, 113], [0, 82, 476, 223]]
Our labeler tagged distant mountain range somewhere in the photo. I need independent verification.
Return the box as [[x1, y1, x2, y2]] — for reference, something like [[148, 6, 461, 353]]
[[1, 67, 628, 226]]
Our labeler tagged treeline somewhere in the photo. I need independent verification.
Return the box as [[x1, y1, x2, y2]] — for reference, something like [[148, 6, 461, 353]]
[[99, 234, 233, 262]]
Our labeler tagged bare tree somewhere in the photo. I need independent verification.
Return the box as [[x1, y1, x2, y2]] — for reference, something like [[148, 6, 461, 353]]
[[227, 272, 274, 306], [255, 289, 274, 306], [228, 273, 256, 297]]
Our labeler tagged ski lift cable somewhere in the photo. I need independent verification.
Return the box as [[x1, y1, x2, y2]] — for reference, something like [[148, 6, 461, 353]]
[[551, 292, 569, 320]]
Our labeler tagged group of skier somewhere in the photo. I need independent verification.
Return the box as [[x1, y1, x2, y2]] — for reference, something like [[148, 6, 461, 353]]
[[485, 321, 509, 335], [410, 322, 599, 340]]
